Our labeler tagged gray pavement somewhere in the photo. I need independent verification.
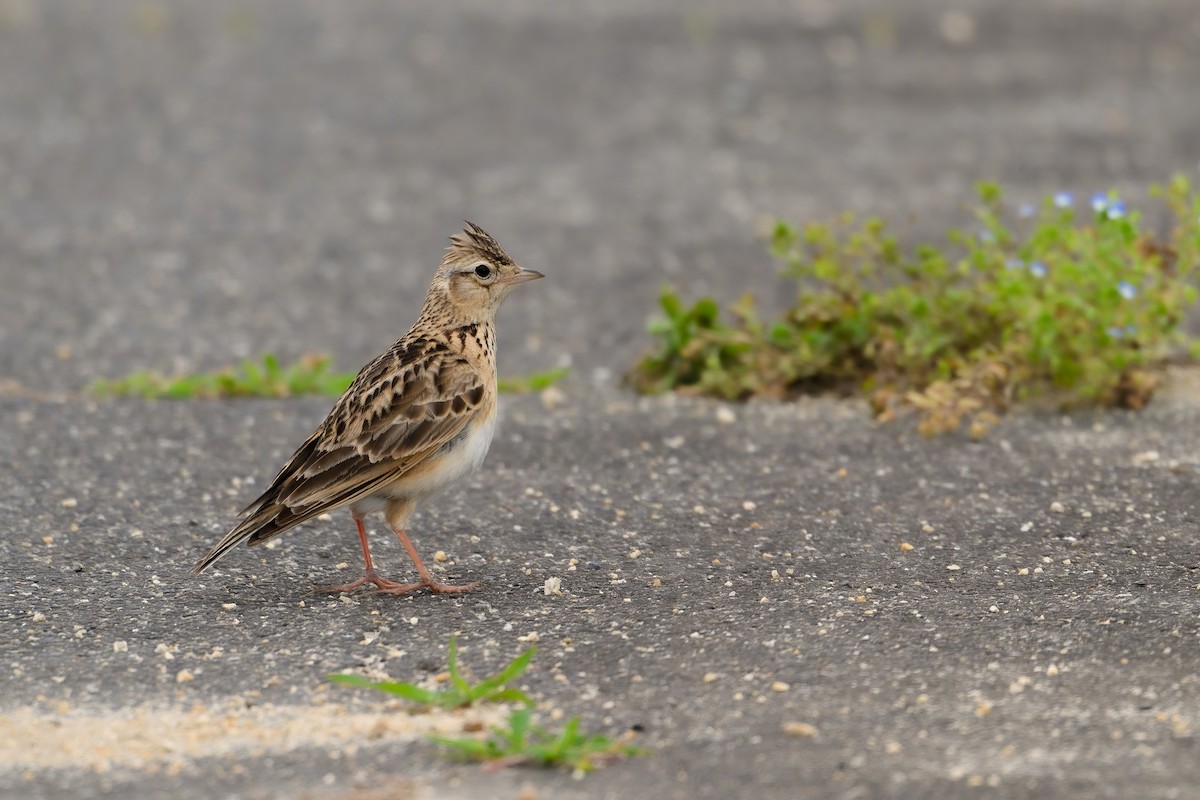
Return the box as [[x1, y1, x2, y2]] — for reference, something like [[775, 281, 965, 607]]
[[2, 1, 1199, 798]]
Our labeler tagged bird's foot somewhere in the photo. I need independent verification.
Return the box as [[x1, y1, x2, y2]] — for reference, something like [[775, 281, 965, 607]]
[[374, 578, 480, 596], [315, 569, 417, 594]]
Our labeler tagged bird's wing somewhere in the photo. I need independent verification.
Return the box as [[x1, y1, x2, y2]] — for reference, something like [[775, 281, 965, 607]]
[[190, 340, 488, 574], [271, 344, 488, 513]]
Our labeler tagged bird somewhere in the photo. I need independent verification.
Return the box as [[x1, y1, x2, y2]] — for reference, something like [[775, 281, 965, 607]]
[[191, 222, 544, 595]]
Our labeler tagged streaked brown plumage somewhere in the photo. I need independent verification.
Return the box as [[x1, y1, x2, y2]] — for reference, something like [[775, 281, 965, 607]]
[[191, 223, 543, 595]]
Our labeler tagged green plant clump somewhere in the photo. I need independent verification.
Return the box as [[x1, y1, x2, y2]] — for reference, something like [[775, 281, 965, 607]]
[[91, 353, 355, 399], [330, 637, 645, 773], [630, 175, 1200, 436], [431, 707, 645, 773], [497, 366, 570, 394], [91, 355, 568, 400]]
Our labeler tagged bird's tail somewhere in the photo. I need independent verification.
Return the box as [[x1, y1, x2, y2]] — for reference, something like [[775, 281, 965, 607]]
[[190, 430, 326, 575], [189, 510, 280, 575], [189, 493, 333, 575]]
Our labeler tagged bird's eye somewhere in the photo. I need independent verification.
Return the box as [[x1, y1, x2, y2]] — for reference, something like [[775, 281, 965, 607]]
[[474, 264, 492, 279]]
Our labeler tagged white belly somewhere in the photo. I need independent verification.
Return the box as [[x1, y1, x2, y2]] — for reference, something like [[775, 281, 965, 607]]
[[389, 406, 497, 501]]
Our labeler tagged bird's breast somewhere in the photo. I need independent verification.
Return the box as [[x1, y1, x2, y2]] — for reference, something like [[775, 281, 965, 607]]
[[383, 404, 497, 501]]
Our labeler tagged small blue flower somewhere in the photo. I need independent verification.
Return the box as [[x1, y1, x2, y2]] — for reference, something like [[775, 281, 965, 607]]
[[1105, 200, 1126, 220], [1029, 261, 1047, 278], [980, 229, 996, 243], [1107, 325, 1124, 339], [1053, 192, 1073, 208], [1117, 280, 1137, 300], [1018, 203, 1036, 219], [1091, 192, 1109, 212]]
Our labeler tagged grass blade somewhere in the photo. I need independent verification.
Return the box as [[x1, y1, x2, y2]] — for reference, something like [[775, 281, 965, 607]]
[[327, 673, 441, 705], [446, 637, 473, 696], [471, 645, 535, 698]]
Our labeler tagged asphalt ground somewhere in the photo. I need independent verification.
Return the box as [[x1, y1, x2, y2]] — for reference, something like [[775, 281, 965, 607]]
[[2, 2, 1199, 798]]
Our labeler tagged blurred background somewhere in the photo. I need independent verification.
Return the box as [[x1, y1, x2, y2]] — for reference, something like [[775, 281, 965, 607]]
[[1, 0, 1197, 391]]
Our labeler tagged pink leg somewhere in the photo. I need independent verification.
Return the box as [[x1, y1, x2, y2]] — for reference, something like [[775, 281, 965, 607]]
[[315, 516, 424, 594], [375, 527, 479, 596]]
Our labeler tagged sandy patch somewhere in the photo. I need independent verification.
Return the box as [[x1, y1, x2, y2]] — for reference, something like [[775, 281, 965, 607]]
[[0, 700, 506, 776]]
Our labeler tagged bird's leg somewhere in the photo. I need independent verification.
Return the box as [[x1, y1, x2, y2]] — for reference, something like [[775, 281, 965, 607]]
[[315, 516, 420, 593], [375, 526, 480, 595]]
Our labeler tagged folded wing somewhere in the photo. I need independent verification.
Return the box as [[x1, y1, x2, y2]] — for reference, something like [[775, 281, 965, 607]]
[[190, 339, 487, 574]]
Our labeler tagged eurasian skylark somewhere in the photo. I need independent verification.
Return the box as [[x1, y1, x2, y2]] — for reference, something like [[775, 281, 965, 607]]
[[191, 223, 543, 595]]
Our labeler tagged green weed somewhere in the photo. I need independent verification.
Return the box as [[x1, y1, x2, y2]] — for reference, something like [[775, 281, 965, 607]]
[[430, 707, 646, 773], [629, 175, 1200, 436], [328, 636, 534, 709], [90, 353, 354, 399], [91, 355, 567, 399], [330, 637, 646, 773], [497, 366, 570, 394]]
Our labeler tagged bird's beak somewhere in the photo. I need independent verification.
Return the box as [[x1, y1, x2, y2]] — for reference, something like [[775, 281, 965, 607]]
[[502, 268, 545, 286]]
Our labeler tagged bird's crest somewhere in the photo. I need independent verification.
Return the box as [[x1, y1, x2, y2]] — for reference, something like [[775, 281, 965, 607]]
[[447, 221, 515, 267]]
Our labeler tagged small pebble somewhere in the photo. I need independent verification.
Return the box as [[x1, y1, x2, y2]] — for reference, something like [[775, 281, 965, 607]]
[[539, 386, 565, 409]]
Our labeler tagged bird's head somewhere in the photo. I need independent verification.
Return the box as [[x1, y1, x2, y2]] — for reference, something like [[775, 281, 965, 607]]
[[426, 222, 543, 322]]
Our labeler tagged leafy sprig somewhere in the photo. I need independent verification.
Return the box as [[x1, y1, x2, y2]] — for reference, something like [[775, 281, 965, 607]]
[[328, 637, 534, 709]]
